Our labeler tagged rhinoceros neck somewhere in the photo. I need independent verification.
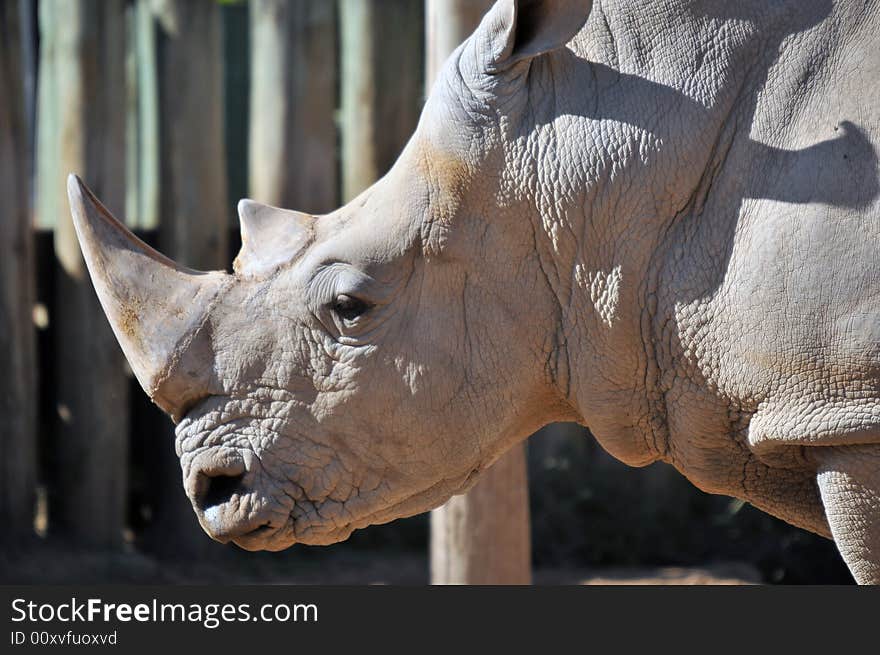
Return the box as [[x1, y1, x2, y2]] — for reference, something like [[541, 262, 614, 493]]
[[514, 2, 800, 465]]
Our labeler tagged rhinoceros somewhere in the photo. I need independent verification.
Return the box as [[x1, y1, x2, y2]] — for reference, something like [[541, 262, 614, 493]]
[[68, 0, 880, 582]]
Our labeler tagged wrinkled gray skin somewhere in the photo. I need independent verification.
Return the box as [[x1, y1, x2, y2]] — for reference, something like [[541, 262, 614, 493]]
[[70, 0, 880, 582]]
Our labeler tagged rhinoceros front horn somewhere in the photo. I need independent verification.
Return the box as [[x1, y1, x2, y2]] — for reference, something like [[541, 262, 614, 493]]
[[67, 174, 231, 418]]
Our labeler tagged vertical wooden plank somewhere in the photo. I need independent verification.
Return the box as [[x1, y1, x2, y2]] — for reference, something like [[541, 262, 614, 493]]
[[339, 0, 424, 202], [223, 0, 250, 230], [125, 2, 140, 227], [18, 0, 37, 192], [0, 0, 37, 542], [33, 1, 56, 232], [426, 0, 532, 585], [249, 0, 337, 213], [146, 0, 228, 555], [124, 0, 161, 232], [425, 0, 489, 89], [133, 0, 160, 230], [156, 0, 228, 269], [36, 0, 129, 548]]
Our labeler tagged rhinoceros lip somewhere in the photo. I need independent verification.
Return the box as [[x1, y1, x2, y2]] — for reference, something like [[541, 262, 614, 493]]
[[231, 522, 291, 551], [247, 522, 274, 536]]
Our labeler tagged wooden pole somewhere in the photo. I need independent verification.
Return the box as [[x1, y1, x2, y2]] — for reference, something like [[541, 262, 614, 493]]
[[36, 0, 129, 548], [425, 0, 491, 89], [0, 0, 37, 542], [249, 0, 337, 213], [223, 0, 249, 228], [426, 0, 533, 585], [144, 0, 228, 555], [125, 0, 160, 231], [339, 0, 424, 202], [156, 0, 228, 270], [430, 446, 532, 584]]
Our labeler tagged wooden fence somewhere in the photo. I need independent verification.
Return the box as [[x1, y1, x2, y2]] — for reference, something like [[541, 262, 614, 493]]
[[0, 0, 428, 554]]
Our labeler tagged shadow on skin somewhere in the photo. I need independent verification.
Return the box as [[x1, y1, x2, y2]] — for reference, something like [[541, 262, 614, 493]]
[[530, 0, 878, 210], [518, 0, 880, 540]]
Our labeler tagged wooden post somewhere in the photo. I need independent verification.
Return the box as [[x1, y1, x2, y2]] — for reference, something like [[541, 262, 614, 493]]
[[144, 0, 228, 555], [426, 0, 533, 585], [339, 0, 424, 202], [0, 0, 37, 542], [156, 0, 228, 269], [125, 0, 160, 231], [425, 0, 490, 89], [430, 447, 532, 584], [36, 0, 129, 548], [249, 0, 337, 213], [223, 0, 249, 228]]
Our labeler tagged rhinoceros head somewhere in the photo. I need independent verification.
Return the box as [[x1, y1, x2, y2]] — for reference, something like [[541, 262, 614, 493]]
[[68, 0, 592, 550]]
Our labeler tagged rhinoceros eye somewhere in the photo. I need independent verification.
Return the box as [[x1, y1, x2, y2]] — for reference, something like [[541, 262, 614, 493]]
[[331, 294, 371, 321]]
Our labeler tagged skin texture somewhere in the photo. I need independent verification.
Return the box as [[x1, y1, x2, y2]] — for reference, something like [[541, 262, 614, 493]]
[[70, 0, 880, 582]]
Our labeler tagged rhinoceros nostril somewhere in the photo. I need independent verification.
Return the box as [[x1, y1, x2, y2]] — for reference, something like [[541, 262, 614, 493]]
[[199, 472, 245, 510]]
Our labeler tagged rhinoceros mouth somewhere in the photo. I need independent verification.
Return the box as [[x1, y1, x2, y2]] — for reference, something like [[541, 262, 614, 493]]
[[229, 519, 296, 552]]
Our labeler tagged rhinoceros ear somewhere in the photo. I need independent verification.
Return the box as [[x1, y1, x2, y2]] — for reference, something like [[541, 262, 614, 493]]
[[474, 0, 592, 74], [234, 199, 314, 277]]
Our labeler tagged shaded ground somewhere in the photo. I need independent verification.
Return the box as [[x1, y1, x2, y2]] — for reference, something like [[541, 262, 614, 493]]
[[534, 562, 761, 585], [1, 538, 760, 585], [0, 540, 425, 585]]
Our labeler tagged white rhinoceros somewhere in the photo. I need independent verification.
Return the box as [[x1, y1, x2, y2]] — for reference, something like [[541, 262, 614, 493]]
[[68, 0, 880, 582]]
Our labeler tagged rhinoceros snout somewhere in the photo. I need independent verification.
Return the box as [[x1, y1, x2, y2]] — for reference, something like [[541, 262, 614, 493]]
[[184, 450, 287, 549]]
